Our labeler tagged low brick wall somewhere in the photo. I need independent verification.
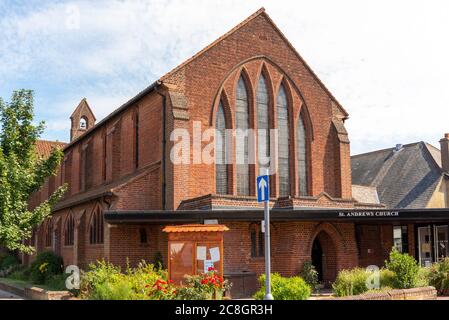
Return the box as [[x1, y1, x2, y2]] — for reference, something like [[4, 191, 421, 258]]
[[334, 287, 437, 300], [24, 287, 73, 300], [0, 279, 73, 300]]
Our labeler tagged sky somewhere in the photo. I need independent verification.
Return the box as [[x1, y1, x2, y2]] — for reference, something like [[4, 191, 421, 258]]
[[1, 0, 448, 155]]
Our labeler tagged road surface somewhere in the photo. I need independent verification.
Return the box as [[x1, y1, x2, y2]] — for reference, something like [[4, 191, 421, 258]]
[[0, 288, 24, 300]]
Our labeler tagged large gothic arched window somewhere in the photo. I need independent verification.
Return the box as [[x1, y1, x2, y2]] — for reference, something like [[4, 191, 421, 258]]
[[277, 84, 290, 196], [89, 207, 104, 245], [64, 213, 75, 246], [215, 101, 228, 194], [235, 76, 250, 196], [257, 74, 270, 175], [297, 114, 309, 196]]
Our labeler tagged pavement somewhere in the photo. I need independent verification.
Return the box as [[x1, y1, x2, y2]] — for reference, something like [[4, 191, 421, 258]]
[[0, 288, 24, 300]]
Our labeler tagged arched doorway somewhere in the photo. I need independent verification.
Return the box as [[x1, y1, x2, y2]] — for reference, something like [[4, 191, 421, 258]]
[[311, 231, 337, 287], [311, 238, 323, 282]]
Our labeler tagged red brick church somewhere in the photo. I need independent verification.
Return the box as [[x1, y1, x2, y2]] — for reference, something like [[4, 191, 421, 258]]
[[25, 8, 449, 297]]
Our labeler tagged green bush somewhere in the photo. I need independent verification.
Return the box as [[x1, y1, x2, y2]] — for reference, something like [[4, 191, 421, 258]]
[[428, 258, 449, 295], [385, 248, 419, 289], [29, 251, 63, 284], [253, 273, 311, 300], [153, 251, 164, 270], [380, 268, 396, 288], [332, 268, 369, 297], [416, 267, 431, 288], [300, 261, 319, 292], [80, 260, 166, 300], [45, 273, 71, 291], [0, 255, 19, 271]]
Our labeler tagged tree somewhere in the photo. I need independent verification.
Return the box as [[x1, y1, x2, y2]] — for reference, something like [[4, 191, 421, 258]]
[[0, 90, 67, 253]]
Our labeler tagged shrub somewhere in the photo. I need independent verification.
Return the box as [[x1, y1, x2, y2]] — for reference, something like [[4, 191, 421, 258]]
[[428, 258, 449, 295], [332, 268, 369, 297], [174, 268, 231, 300], [380, 268, 396, 288], [300, 261, 319, 292], [153, 251, 164, 270], [29, 251, 63, 284], [253, 273, 311, 300], [0, 255, 19, 271], [416, 267, 431, 288], [80, 260, 166, 300], [385, 248, 419, 289]]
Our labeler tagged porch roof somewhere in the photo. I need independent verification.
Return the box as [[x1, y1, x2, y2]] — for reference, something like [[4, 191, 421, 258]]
[[104, 208, 449, 225]]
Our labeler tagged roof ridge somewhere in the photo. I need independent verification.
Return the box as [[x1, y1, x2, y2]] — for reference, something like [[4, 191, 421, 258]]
[[36, 139, 66, 144], [422, 141, 443, 171], [351, 141, 422, 158], [160, 7, 266, 82]]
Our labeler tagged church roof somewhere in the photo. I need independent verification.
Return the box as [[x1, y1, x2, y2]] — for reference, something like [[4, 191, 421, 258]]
[[63, 8, 348, 150]]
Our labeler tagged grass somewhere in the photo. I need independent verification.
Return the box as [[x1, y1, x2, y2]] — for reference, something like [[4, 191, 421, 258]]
[[0, 277, 67, 292]]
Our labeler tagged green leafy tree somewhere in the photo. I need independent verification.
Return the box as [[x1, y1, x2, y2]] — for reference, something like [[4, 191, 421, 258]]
[[0, 90, 66, 253]]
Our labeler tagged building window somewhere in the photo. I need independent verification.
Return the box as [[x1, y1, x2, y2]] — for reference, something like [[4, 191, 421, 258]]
[[79, 117, 87, 130], [277, 84, 290, 196], [236, 76, 250, 196], [139, 228, 148, 244], [64, 214, 75, 246], [297, 114, 309, 196], [393, 225, 408, 253], [89, 207, 104, 245], [250, 224, 264, 257], [216, 101, 228, 194], [45, 221, 53, 247], [257, 74, 270, 175]]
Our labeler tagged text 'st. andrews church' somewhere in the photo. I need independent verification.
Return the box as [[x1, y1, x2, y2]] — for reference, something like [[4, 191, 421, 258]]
[[26, 8, 449, 298]]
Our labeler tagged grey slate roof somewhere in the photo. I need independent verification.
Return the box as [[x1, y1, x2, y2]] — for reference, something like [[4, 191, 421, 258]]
[[351, 142, 443, 209]]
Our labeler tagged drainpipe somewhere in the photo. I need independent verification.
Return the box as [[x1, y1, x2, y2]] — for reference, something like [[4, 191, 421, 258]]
[[154, 85, 167, 211]]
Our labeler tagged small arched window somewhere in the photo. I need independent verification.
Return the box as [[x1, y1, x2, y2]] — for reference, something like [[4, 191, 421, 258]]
[[277, 84, 290, 196], [89, 207, 104, 245], [79, 117, 88, 130], [139, 228, 148, 244], [297, 114, 309, 196], [64, 214, 75, 246], [45, 220, 53, 247], [257, 74, 270, 175], [215, 101, 228, 194], [235, 76, 250, 196]]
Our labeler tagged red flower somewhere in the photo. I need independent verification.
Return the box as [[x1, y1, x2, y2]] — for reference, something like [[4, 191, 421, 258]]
[[168, 280, 174, 284], [208, 267, 216, 272], [201, 279, 208, 285]]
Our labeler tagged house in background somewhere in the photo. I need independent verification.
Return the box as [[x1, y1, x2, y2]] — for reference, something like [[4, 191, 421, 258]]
[[351, 136, 449, 267]]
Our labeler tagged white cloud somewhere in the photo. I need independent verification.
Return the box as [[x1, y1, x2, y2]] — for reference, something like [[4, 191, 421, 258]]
[[1, 0, 448, 154]]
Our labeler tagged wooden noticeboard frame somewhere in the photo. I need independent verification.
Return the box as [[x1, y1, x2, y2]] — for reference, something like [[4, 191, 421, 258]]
[[162, 224, 229, 284]]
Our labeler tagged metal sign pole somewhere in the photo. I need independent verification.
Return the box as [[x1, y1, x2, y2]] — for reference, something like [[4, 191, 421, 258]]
[[264, 168, 273, 300]]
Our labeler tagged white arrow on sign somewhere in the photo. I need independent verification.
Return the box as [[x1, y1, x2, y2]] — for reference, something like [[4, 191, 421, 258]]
[[258, 177, 267, 201]]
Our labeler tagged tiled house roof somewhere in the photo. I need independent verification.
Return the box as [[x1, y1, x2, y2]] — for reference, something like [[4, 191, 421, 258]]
[[35, 140, 66, 158], [351, 142, 443, 209]]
